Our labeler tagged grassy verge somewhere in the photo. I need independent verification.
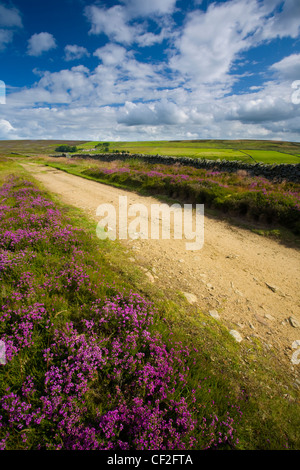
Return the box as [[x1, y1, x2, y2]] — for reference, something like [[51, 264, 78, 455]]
[[0, 159, 299, 450]]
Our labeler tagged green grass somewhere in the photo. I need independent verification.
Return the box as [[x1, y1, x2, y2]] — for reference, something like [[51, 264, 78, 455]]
[[242, 150, 300, 164], [75, 140, 300, 164]]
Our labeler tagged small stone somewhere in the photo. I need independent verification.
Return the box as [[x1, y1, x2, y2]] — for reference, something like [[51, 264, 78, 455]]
[[229, 330, 243, 343], [292, 340, 300, 349], [264, 313, 275, 321], [183, 292, 197, 304], [291, 349, 300, 365], [145, 271, 155, 283], [255, 314, 269, 327], [209, 310, 220, 320], [234, 289, 243, 297], [289, 316, 300, 328], [206, 283, 214, 289], [265, 283, 278, 293]]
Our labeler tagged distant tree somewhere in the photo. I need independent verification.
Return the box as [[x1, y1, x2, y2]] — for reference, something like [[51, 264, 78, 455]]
[[55, 145, 78, 153], [95, 142, 110, 152]]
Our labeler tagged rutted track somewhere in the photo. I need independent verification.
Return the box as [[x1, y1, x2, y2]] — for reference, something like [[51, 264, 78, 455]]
[[22, 162, 300, 378]]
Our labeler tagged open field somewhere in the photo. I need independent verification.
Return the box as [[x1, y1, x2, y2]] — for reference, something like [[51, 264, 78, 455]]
[[0, 140, 87, 156], [77, 139, 300, 164], [1, 139, 300, 164]]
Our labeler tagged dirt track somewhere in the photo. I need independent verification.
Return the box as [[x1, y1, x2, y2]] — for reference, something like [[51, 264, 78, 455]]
[[22, 162, 300, 376]]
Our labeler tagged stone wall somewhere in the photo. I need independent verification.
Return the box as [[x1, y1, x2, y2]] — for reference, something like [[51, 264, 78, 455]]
[[58, 152, 300, 182]]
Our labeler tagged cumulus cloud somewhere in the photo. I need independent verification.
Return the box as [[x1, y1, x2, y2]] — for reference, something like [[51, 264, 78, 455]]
[[169, 0, 300, 86], [118, 100, 188, 126], [0, 3, 22, 50], [169, 0, 261, 84], [27, 32, 57, 56], [64, 44, 90, 61], [0, 29, 13, 50], [225, 95, 294, 123], [136, 29, 169, 47], [0, 4, 22, 28], [258, 0, 300, 40], [270, 53, 300, 80], [219, 79, 300, 143], [85, 5, 137, 44], [8, 66, 93, 106], [93, 43, 128, 66], [85, 3, 174, 46], [0, 118, 15, 138], [120, 0, 177, 17]]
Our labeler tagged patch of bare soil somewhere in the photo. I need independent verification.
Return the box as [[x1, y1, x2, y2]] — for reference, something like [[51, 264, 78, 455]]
[[21, 163, 300, 383]]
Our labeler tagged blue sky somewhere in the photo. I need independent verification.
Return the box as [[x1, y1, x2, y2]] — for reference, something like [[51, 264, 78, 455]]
[[0, 0, 300, 141]]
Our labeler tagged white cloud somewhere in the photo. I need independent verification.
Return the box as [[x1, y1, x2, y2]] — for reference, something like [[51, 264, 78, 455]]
[[169, 0, 263, 84], [258, 0, 300, 40], [93, 43, 128, 66], [27, 32, 57, 56], [136, 29, 168, 47], [0, 29, 13, 50], [118, 99, 188, 126], [169, 0, 300, 86], [8, 66, 92, 106], [85, 5, 136, 44], [0, 119, 15, 138], [0, 4, 22, 28], [219, 80, 300, 141], [0, 3, 22, 50], [270, 53, 300, 80], [120, 0, 177, 17], [85, 3, 175, 46], [64, 44, 90, 61]]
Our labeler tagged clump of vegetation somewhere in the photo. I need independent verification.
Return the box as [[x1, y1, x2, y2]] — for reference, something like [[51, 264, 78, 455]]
[[55, 145, 78, 153], [95, 143, 110, 152]]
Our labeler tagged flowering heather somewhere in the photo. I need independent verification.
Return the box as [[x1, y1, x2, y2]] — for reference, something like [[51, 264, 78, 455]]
[[0, 175, 243, 450], [83, 161, 300, 233]]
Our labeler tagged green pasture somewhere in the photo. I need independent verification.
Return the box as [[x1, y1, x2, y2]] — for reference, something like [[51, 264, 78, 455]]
[[77, 140, 300, 164], [1, 139, 300, 164]]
